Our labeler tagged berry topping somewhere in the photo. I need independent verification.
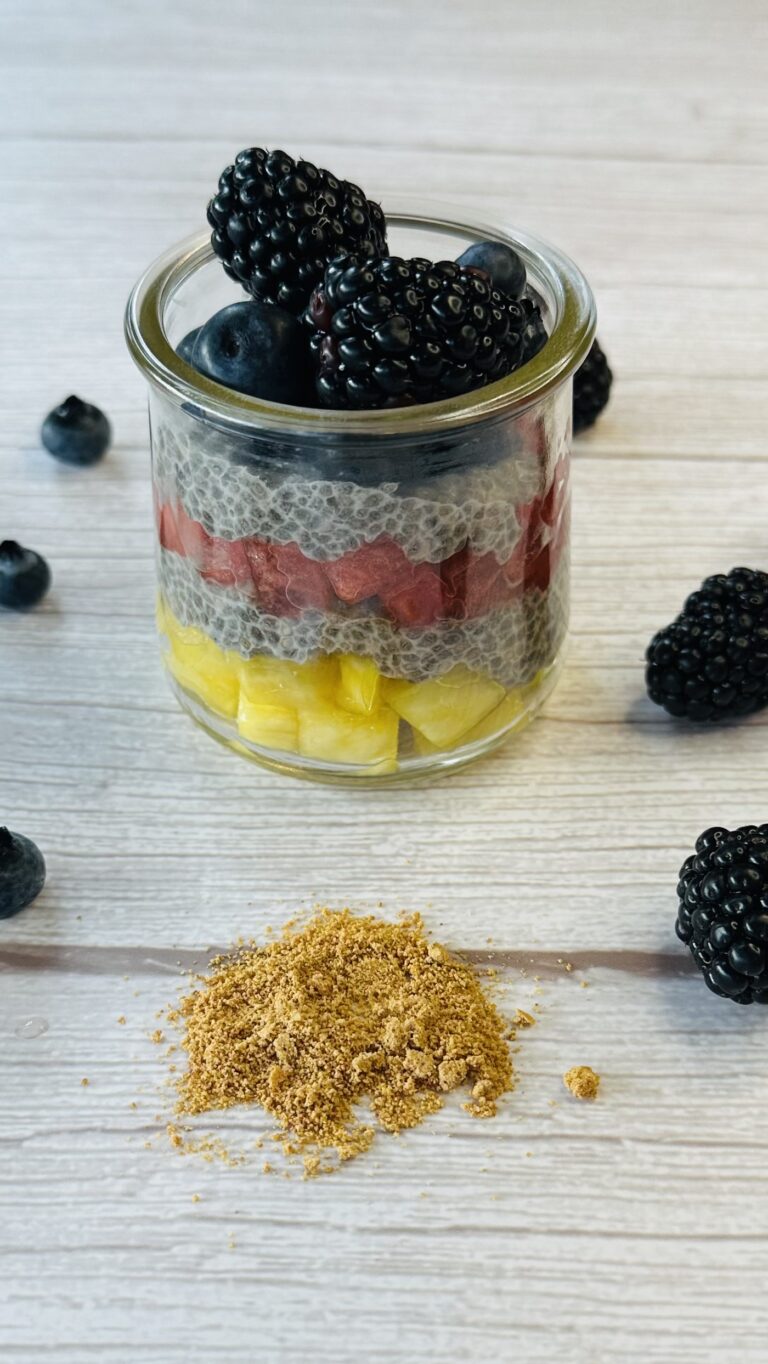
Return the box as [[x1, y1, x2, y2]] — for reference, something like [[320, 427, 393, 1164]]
[[0, 540, 51, 610], [41, 395, 111, 465], [676, 825, 768, 1003], [207, 148, 387, 314], [456, 240, 527, 299], [646, 567, 768, 722], [0, 827, 46, 919], [573, 339, 612, 434], [190, 301, 313, 404], [308, 254, 547, 409]]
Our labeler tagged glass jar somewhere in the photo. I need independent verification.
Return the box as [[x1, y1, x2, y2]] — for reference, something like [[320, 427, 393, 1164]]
[[125, 205, 595, 783]]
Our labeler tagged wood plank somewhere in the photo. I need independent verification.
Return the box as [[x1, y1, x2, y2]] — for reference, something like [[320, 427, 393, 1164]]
[[3, 966, 768, 1363], [3, 0, 768, 163], [3, 0, 768, 1358]]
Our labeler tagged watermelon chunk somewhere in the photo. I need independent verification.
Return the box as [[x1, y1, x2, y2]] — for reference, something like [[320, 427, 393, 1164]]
[[441, 546, 507, 619], [549, 497, 570, 575], [157, 501, 185, 556], [524, 543, 551, 592], [326, 535, 413, 605], [540, 458, 568, 527], [202, 536, 253, 589], [175, 503, 211, 566], [242, 539, 293, 615], [157, 500, 210, 566], [381, 562, 447, 627], [272, 542, 335, 612]]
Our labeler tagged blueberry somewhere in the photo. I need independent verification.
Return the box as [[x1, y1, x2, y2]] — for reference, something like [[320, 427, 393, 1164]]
[[41, 395, 111, 466], [456, 241, 527, 299], [192, 301, 313, 404], [0, 540, 51, 610], [176, 327, 201, 365], [0, 827, 46, 919]]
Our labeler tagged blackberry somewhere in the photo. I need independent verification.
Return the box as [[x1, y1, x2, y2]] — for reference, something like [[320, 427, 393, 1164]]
[[207, 148, 387, 314], [308, 254, 547, 410], [646, 568, 768, 722], [573, 340, 612, 434], [676, 825, 768, 1003], [520, 296, 548, 365]]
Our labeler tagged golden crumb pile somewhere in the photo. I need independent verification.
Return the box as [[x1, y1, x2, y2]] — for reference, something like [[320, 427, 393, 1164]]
[[167, 909, 514, 1163], [563, 1065, 600, 1100]]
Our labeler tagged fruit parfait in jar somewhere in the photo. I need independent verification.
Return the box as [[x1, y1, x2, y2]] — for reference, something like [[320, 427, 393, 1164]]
[[126, 148, 595, 782]]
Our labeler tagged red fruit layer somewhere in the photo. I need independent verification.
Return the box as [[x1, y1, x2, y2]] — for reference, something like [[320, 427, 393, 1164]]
[[155, 460, 568, 629]]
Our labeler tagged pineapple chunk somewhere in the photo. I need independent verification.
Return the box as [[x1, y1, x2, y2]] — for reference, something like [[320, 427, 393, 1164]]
[[162, 609, 239, 718], [338, 653, 382, 715], [459, 686, 528, 745], [165, 651, 239, 718], [237, 696, 298, 751], [412, 670, 549, 752], [385, 665, 504, 748], [298, 702, 399, 771], [165, 614, 220, 669], [239, 654, 338, 709]]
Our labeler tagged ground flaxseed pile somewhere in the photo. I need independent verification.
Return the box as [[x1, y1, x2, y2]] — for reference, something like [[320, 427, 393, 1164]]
[[167, 909, 514, 1165]]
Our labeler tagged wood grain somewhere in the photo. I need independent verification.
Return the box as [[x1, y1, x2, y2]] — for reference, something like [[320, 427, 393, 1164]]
[[2, 1, 768, 1360]]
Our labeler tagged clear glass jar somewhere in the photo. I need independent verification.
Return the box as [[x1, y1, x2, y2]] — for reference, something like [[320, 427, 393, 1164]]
[[125, 205, 595, 783]]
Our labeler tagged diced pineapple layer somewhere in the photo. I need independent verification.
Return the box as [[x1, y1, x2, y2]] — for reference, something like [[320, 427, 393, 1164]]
[[338, 653, 382, 715], [385, 665, 505, 748], [298, 702, 399, 771]]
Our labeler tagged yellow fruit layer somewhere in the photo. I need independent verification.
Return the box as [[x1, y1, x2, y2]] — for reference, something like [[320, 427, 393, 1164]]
[[158, 600, 543, 766]]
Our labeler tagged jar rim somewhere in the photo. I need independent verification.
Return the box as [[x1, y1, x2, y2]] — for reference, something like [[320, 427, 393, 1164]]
[[124, 200, 596, 438]]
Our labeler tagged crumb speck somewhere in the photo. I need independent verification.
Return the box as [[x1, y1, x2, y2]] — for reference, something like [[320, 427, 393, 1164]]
[[563, 1066, 600, 1101]]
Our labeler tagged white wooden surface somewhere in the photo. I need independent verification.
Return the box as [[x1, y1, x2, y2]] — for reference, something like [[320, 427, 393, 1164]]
[[2, 1, 768, 1360]]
